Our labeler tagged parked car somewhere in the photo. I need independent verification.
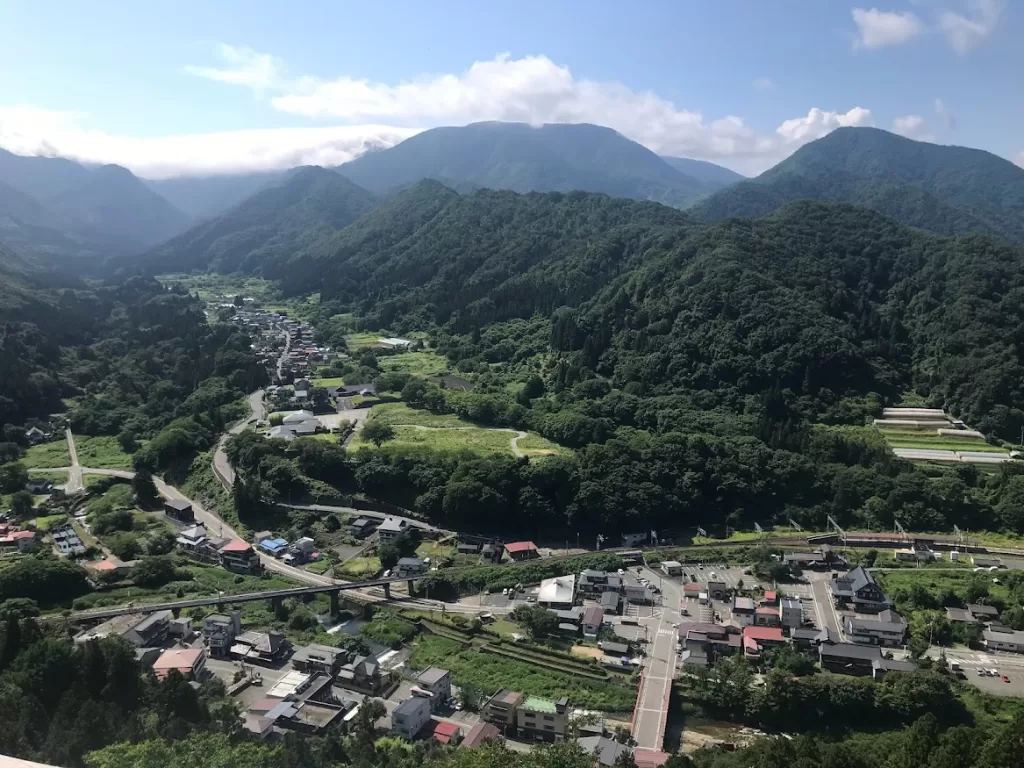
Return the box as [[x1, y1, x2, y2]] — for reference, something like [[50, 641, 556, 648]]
[[502, 588, 509, 596], [1002, 675, 1011, 683], [690, 574, 698, 583], [617, 569, 625, 575]]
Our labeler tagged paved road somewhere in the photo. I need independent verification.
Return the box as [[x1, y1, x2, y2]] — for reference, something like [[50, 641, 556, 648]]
[[212, 389, 265, 487], [632, 566, 681, 751], [65, 429, 84, 494], [811, 576, 843, 637]]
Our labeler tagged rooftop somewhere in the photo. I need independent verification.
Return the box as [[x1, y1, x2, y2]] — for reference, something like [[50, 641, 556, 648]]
[[521, 695, 557, 714], [820, 642, 882, 661], [462, 721, 502, 748], [219, 539, 253, 553], [743, 626, 784, 642], [152, 648, 204, 678], [489, 688, 525, 707], [504, 541, 538, 554], [538, 575, 576, 604], [417, 667, 450, 685]]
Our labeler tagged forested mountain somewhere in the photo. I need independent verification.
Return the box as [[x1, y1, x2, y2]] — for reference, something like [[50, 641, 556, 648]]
[[144, 169, 286, 220], [691, 127, 1024, 242], [140, 166, 376, 275], [336, 121, 710, 206], [660, 155, 745, 187], [0, 148, 191, 260]]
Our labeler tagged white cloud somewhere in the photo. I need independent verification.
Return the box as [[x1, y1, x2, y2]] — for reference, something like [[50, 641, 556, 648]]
[[892, 115, 936, 141], [776, 107, 874, 143], [753, 77, 775, 91], [939, 0, 1004, 53], [934, 98, 956, 130], [0, 106, 416, 178], [183, 43, 282, 90], [851, 8, 925, 48], [0, 51, 874, 178]]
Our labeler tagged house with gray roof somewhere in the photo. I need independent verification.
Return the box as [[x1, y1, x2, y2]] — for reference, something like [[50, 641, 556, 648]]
[[831, 566, 891, 613]]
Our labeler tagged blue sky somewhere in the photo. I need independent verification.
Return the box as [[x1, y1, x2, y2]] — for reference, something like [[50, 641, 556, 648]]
[[0, 0, 1018, 177]]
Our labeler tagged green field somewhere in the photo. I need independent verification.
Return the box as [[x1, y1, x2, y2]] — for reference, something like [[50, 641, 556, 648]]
[[32, 514, 69, 532], [517, 433, 569, 457], [410, 635, 636, 711], [379, 350, 449, 377], [312, 376, 345, 387], [345, 332, 384, 349], [23, 440, 70, 468], [74, 436, 134, 469], [335, 555, 381, 579]]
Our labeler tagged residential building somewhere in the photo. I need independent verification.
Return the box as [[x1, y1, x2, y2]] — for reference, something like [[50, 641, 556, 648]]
[[218, 539, 261, 574], [461, 721, 502, 749], [416, 667, 452, 711], [678, 623, 741, 667], [577, 736, 634, 767], [203, 612, 242, 656], [395, 557, 428, 578], [660, 560, 683, 576], [517, 696, 571, 742], [538, 575, 576, 610], [176, 524, 207, 551], [258, 537, 289, 556], [377, 516, 409, 541], [780, 597, 803, 631], [872, 658, 918, 681], [983, 626, 1024, 653], [124, 610, 173, 647], [831, 566, 891, 613], [554, 607, 583, 625], [818, 642, 882, 676], [231, 630, 290, 664], [392, 696, 432, 739], [292, 644, 346, 675], [430, 720, 462, 745], [624, 584, 653, 605], [164, 499, 194, 523], [754, 606, 781, 627], [791, 627, 839, 651], [480, 543, 502, 563], [24, 426, 45, 444], [337, 655, 386, 694], [504, 541, 540, 561], [0, 528, 37, 553], [732, 596, 755, 626], [946, 607, 977, 623], [456, 541, 480, 555], [968, 604, 1000, 621], [894, 548, 934, 563], [350, 518, 377, 538], [51, 524, 85, 556], [600, 591, 621, 614], [582, 604, 604, 637], [762, 590, 778, 606], [844, 610, 907, 647], [784, 550, 839, 569], [481, 689, 525, 733], [579, 569, 623, 596], [153, 647, 207, 680], [742, 626, 785, 659], [706, 581, 728, 601], [599, 641, 632, 662], [25, 478, 52, 494]]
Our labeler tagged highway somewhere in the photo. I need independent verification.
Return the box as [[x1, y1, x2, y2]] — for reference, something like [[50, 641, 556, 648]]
[[632, 566, 681, 751]]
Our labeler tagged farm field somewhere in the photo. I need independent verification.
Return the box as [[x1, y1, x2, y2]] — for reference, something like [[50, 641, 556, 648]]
[[409, 635, 636, 712], [378, 350, 449, 377], [356, 403, 568, 458], [24, 440, 70, 468], [335, 555, 381, 580], [311, 376, 344, 387], [74, 436, 134, 469]]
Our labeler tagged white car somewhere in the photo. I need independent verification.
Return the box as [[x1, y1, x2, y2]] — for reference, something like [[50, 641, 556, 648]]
[[617, 569, 625, 575], [502, 588, 509, 596]]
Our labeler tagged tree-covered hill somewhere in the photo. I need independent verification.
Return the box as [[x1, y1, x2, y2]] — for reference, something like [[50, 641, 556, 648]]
[[336, 121, 710, 206], [140, 166, 377, 275], [660, 155, 745, 188], [691, 127, 1024, 243], [295, 184, 1024, 441]]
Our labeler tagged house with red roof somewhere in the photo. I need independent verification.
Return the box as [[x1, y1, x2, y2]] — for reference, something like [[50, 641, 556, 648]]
[[742, 625, 785, 659], [152, 647, 207, 680], [754, 606, 781, 627], [430, 719, 463, 745], [504, 541, 539, 561], [218, 539, 260, 574], [0, 528, 37, 553]]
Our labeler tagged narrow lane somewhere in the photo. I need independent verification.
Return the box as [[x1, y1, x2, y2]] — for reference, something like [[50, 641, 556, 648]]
[[65, 429, 84, 494], [632, 566, 681, 750]]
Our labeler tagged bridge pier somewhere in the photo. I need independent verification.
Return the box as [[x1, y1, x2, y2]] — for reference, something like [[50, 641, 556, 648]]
[[271, 595, 284, 615], [329, 590, 340, 616], [171, 607, 181, 619], [407, 580, 414, 594], [383, 583, 391, 599]]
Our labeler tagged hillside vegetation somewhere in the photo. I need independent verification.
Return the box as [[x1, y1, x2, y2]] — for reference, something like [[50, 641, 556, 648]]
[[692, 127, 1024, 243]]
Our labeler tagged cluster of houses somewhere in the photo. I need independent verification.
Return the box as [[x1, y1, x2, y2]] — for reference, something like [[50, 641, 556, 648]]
[[170, 500, 260, 575], [265, 409, 325, 441], [254, 530, 321, 566], [0, 522, 37, 555], [947, 601, 1024, 654]]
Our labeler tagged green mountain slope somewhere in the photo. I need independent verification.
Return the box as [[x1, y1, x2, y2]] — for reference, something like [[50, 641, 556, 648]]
[[691, 127, 1024, 242], [0, 148, 93, 200], [303, 185, 1024, 442], [660, 156, 745, 188], [145, 170, 287, 220], [337, 121, 709, 206], [141, 166, 377, 275], [46, 164, 192, 250]]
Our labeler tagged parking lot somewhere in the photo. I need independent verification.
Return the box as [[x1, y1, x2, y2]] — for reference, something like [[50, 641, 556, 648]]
[[947, 659, 1024, 697]]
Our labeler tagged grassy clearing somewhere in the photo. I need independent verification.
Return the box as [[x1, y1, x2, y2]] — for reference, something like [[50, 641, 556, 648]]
[[410, 635, 635, 711], [305, 559, 333, 574], [691, 527, 813, 545], [378, 351, 449, 378], [312, 376, 345, 387], [23, 440, 70, 468], [877, 570, 1012, 604], [31, 471, 71, 484], [32, 514, 69, 532], [335, 555, 381, 579], [345, 332, 383, 349], [369, 403, 466, 428], [74, 436, 134, 469], [517, 433, 569, 457]]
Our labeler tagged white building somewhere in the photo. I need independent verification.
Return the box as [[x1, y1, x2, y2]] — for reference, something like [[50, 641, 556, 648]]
[[538, 575, 577, 610]]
